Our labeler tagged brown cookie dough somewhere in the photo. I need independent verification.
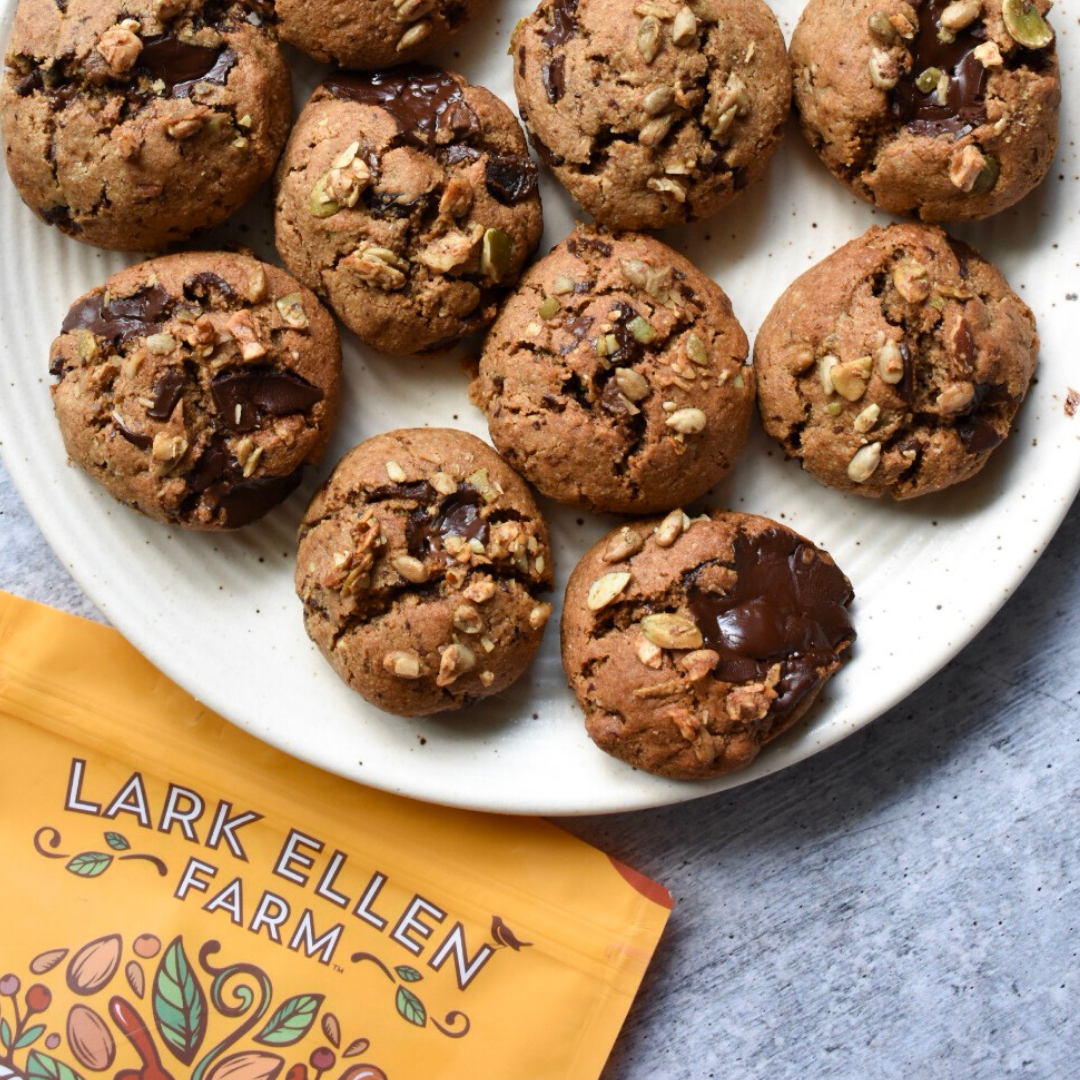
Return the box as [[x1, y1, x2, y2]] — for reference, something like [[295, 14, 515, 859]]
[[275, 0, 492, 71], [790, 0, 1060, 221], [296, 429, 554, 716], [50, 252, 341, 528], [274, 67, 544, 356], [2, 0, 292, 251], [473, 225, 753, 514], [511, 0, 791, 230], [754, 223, 1038, 499], [562, 510, 855, 780]]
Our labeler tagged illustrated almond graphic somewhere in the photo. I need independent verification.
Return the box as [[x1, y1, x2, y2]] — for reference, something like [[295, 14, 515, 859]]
[[30, 947, 68, 974], [67, 1003, 116, 1071], [66, 933, 122, 995], [125, 959, 145, 999], [205, 1050, 285, 1080]]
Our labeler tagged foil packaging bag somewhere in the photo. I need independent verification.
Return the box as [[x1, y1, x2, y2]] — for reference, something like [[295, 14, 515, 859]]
[[0, 591, 671, 1079]]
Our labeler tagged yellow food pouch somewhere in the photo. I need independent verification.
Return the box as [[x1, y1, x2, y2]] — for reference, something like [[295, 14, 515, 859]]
[[0, 591, 671, 1080]]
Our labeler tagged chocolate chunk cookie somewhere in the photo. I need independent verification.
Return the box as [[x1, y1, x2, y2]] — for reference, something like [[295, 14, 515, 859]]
[[562, 510, 856, 780], [50, 253, 341, 528], [473, 225, 753, 514], [512, 0, 791, 230], [274, 67, 544, 356], [790, 0, 1060, 220], [754, 223, 1038, 499], [295, 429, 554, 716], [275, 0, 492, 71], [2, 0, 292, 251]]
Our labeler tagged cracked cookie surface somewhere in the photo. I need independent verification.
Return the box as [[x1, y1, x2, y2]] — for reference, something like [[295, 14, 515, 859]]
[[562, 510, 855, 780], [2, 0, 292, 250], [275, 0, 492, 71], [511, 0, 791, 230], [473, 224, 753, 515], [274, 67, 544, 356], [791, 0, 1060, 221], [50, 252, 341, 528], [754, 223, 1038, 499], [296, 428, 554, 716]]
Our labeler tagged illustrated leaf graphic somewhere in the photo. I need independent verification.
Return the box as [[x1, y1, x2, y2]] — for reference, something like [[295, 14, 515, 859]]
[[395, 986, 426, 1027], [15, 1023, 47, 1049], [205, 1050, 284, 1080], [153, 936, 208, 1065], [104, 831, 130, 850], [25, 1050, 87, 1080], [254, 993, 323, 1046], [1, 1017, 11, 1051], [343, 1037, 370, 1057], [394, 965, 423, 982], [65, 851, 113, 877]]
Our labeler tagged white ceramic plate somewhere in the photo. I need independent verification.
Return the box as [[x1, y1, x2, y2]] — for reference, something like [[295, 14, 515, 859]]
[[2, 1, 1078, 815]]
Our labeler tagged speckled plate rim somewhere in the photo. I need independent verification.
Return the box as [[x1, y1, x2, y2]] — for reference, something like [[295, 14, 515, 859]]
[[1, 0, 1079, 815]]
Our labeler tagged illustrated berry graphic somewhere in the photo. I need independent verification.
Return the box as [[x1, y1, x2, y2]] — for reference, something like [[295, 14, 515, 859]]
[[310, 1046, 336, 1071], [26, 984, 52, 1014]]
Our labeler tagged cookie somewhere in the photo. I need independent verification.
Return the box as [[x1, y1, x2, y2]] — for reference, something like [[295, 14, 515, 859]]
[[295, 429, 554, 716], [790, 0, 1060, 221], [511, 0, 791, 230], [473, 225, 753, 515], [50, 252, 341, 528], [275, 0, 491, 71], [274, 67, 544, 356], [1, 0, 292, 251], [754, 223, 1038, 499], [562, 510, 855, 780]]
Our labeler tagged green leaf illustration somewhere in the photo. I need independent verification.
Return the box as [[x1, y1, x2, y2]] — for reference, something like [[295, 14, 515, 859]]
[[395, 966, 423, 982], [15, 1023, 47, 1049], [254, 993, 324, 1047], [65, 851, 113, 877], [26, 1050, 87, 1080], [395, 986, 426, 1027], [153, 937, 208, 1065], [104, 831, 130, 850], [1, 1017, 11, 1050]]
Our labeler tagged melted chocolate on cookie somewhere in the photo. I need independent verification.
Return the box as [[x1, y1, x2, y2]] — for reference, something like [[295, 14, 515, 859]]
[[211, 368, 325, 433], [183, 272, 238, 302], [60, 285, 172, 347], [541, 0, 578, 103], [322, 68, 479, 148], [606, 301, 645, 364], [685, 528, 855, 717], [184, 434, 300, 527], [114, 418, 153, 449], [890, 0, 988, 136], [148, 368, 185, 420], [407, 487, 488, 556], [484, 153, 539, 204], [139, 36, 237, 98]]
